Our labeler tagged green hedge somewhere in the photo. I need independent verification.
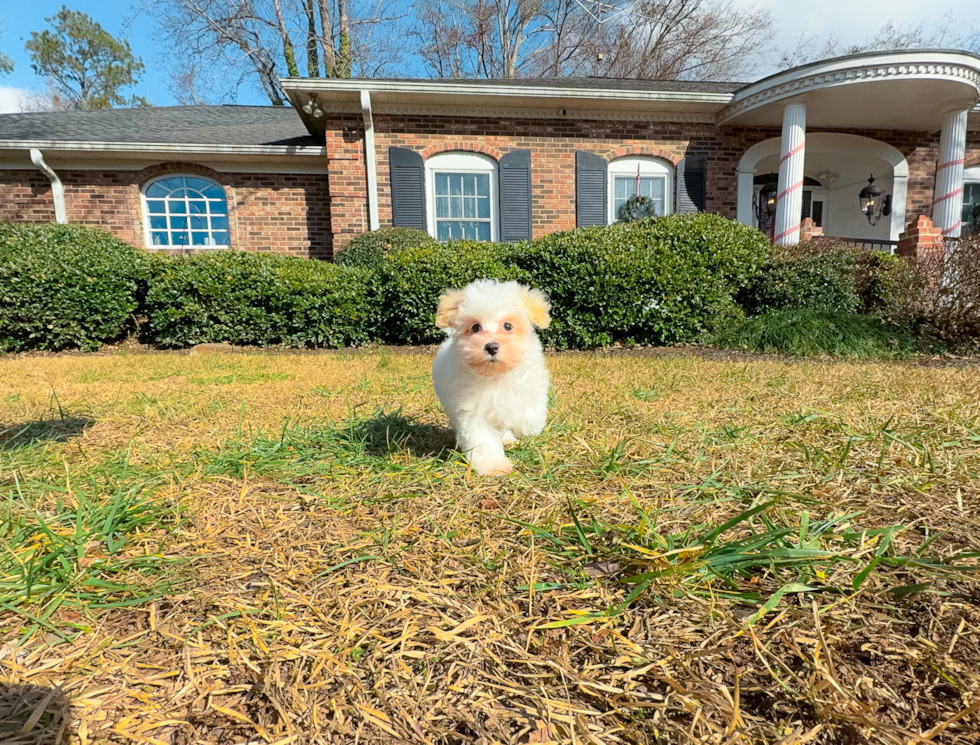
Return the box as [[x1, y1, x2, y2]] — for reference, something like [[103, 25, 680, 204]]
[[0, 223, 148, 352], [738, 241, 861, 316], [359, 215, 769, 348], [374, 241, 528, 344], [739, 240, 927, 325], [507, 215, 768, 349], [334, 227, 437, 270], [3, 217, 930, 355], [145, 251, 373, 348]]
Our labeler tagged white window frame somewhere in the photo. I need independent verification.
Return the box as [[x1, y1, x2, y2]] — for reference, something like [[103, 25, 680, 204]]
[[141, 174, 231, 249], [608, 157, 673, 223], [425, 151, 498, 242]]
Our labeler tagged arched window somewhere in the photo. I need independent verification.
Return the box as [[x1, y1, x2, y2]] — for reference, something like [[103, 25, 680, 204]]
[[607, 157, 673, 223], [142, 175, 230, 248], [425, 152, 497, 241]]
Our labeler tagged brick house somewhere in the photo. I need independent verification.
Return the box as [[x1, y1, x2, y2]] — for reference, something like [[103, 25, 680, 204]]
[[3, 49, 980, 259]]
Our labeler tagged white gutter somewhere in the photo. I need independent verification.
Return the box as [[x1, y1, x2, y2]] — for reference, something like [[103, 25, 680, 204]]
[[29, 149, 67, 224], [282, 78, 734, 105], [3, 140, 326, 156], [360, 90, 380, 231]]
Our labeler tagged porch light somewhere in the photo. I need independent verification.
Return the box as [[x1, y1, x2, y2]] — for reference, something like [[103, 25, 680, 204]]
[[756, 180, 778, 227], [859, 174, 888, 225]]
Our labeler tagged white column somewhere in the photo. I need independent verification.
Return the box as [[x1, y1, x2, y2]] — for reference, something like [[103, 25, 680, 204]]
[[932, 109, 968, 238], [736, 167, 755, 227], [774, 102, 806, 245]]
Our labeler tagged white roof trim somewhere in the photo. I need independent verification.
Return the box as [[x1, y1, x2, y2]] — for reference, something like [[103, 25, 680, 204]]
[[720, 50, 980, 125], [0, 140, 326, 156], [280, 77, 734, 104]]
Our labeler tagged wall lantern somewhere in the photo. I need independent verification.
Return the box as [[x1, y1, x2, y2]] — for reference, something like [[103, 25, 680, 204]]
[[859, 174, 892, 226], [756, 180, 778, 228]]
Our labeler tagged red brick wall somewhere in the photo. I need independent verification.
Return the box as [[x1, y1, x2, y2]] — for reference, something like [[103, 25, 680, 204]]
[[0, 171, 57, 223], [1, 163, 333, 259], [322, 114, 975, 250]]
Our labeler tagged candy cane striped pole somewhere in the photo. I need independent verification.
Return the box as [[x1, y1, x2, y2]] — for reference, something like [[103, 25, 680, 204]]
[[774, 102, 807, 245], [932, 109, 968, 238]]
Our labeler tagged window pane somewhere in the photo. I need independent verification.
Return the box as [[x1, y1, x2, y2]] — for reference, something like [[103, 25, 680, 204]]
[[436, 196, 450, 218], [648, 178, 664, 201], [435, 173, 449, 195], [464, 197, 476, 218], [202, 184, 225, 199], [172, 231, 189, 245], [170, 216, 187, 230], [146, 199, 166, 214], [189, 200, 207, 214], [146, 182, 169, 198], [170, 200, 187, 214], [475, 222, 491, 241], [191, 232, 210, 246], [437, 222, 452, 241], [449, 176, 462, 197], [212, 231, 230, 246], [463, 175, 475, 197], [209, 200, 227, 215], [450, 196, 462, 218], [169, 189, 188, 199], [477, 196, 490, 218], [151, 231, 169, 246], [615, 178, 629, 199], [149, 215, 167, 230], [211, 216, 229, 231], [191, 215, 208, 230]]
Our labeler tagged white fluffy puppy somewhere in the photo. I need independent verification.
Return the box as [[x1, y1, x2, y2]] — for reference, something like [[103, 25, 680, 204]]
[[432, 279, 551, 476]]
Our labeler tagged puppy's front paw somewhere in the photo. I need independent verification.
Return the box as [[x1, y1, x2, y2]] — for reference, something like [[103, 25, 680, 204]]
[[501, 430, 517, 447], [474, 457, 513, 476]]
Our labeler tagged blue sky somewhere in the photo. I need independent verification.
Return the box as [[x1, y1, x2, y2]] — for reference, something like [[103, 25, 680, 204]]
[[1, 0, 977, 112]]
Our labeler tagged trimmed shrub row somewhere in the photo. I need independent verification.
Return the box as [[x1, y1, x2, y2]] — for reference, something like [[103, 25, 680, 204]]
[[146, 251, 373, 349], [0, 223, 149, 352], [359, 215, 771, 349], [0, 218, 938, 355]]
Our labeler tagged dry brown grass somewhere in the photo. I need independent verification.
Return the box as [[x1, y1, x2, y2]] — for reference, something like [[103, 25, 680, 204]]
[[2, 348, 980, 745]]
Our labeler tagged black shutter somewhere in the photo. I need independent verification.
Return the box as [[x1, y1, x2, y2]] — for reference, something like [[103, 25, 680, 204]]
[[389, 147, 426, 230], [576, 152, 608, 227], [676, 155, 706, 213], [498, 149, 532, 241]]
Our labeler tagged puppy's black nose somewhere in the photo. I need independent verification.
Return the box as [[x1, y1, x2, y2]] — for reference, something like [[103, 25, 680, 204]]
[[484, 342, 500, 356]]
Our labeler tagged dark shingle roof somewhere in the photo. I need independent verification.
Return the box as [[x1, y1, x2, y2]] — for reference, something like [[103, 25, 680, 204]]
[[0, 105, 321, 147]]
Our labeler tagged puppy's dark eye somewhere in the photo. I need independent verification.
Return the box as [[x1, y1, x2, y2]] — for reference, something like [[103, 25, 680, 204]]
[[470, 324, 481, 333], [503, 322, 513, 331]]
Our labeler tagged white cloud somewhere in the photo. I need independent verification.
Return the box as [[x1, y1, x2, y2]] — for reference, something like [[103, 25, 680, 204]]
[[752, 0, 976, 54], [0, 85, 31, 113]]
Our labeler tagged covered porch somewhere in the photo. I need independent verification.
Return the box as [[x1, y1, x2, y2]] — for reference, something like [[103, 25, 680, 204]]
[[720, 50, 980, 247]]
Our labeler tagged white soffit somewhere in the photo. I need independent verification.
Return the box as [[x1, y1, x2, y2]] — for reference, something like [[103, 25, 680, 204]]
[[281, 79, 732, 132]]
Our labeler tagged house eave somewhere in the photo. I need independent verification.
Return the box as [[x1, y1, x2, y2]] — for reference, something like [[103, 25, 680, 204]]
[[0, 140, 327, 157]]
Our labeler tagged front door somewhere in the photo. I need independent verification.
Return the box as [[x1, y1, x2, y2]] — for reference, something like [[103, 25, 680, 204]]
[[802, 188, 828, 232]]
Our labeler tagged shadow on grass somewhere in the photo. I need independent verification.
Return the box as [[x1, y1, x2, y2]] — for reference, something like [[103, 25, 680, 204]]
[[340, 409, 457, 459], [0, 683, 70, 745], [0, 417, 94, 450]]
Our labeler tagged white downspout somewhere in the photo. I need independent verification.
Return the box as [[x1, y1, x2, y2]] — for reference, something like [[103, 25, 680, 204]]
[[30, 149, 67, 224], [360, 90, 380, 231]]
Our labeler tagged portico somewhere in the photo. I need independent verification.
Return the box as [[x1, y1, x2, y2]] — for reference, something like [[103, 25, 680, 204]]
[[722, 50, 980, 245]]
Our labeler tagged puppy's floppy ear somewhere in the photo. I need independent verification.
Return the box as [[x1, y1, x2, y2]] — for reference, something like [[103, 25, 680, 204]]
[[435, 289, 464, 329], [522, 287, 551, 329]]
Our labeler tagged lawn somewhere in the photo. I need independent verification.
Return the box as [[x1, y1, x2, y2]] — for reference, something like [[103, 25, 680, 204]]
[[1, 348, 979, 745]]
